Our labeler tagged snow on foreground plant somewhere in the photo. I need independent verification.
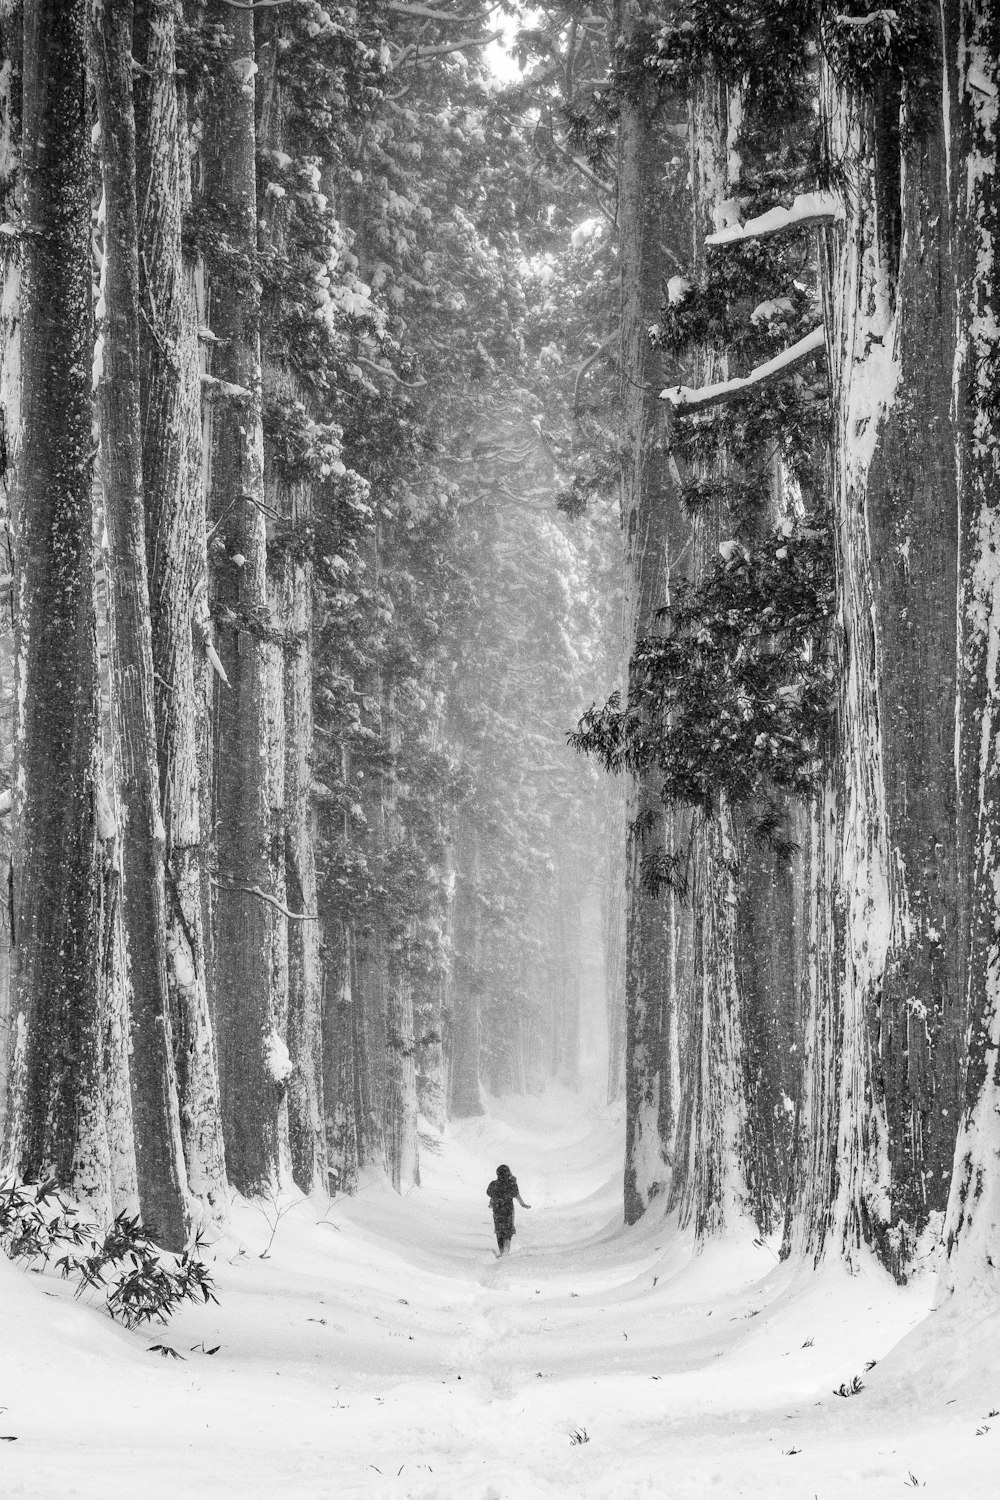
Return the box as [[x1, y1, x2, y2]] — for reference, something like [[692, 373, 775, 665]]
[[0, 1179, 217, 1329]]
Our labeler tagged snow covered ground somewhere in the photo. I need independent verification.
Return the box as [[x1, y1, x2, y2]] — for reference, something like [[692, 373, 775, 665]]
[[3, 1084, 999, 1499]]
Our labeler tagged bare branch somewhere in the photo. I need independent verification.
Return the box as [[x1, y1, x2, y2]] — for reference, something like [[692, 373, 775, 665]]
[[212, 878, 318, 922]]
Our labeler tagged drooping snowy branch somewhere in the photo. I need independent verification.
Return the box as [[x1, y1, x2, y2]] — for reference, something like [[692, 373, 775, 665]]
[[660, 326, 826, 411]]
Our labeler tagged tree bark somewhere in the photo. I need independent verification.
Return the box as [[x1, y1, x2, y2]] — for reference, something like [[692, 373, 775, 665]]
[[941, 0, 1000, 1301], [4, 0, 131, 1220], [447, 813, 485, 1118], [91, 0, 189, 1248], [134, 0, 227, 1216], [202, 0, 283, 1194], [615, 2, 685, 1225]]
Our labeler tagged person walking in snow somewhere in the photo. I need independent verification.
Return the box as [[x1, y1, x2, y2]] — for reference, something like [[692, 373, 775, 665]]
[[487, 1164, 530, 1256]]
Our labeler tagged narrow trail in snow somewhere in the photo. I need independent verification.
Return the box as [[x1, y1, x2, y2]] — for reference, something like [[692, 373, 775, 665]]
[[4, 1083, 996, 1500]]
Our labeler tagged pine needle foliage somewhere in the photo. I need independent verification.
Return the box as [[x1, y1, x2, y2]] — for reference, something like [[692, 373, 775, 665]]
[[571, 516, 835, 817]]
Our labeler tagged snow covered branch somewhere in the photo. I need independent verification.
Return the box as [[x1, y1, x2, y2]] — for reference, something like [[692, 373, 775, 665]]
[[706, 192, 844, 249], [660, 326, 826, 411]]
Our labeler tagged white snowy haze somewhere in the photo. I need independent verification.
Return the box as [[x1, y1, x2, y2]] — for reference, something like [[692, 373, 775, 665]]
[[3, 1080, 999, 1499]]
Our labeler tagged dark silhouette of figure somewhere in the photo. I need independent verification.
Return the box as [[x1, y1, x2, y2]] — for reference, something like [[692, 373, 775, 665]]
[[487, 1164, 530, 1255]]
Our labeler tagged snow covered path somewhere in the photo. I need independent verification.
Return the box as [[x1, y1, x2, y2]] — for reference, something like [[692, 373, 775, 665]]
[[3, 1087, 1000, 1499]]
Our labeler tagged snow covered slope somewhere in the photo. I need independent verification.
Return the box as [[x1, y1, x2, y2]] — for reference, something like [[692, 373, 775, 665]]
[[2, 1086, 998, 1498]]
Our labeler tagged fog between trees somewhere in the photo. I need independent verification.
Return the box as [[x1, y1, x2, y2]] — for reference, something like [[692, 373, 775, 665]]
[[0, 0, 999, 1309]]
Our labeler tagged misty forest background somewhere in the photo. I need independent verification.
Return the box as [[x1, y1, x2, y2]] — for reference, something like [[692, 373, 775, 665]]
[[0, 0, 999, 1310]]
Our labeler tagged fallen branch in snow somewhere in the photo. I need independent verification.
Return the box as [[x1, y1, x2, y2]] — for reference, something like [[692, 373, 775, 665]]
[[211, 878, 318, 922], [661, 326, 826, 412], [706, 192, 844, 248]]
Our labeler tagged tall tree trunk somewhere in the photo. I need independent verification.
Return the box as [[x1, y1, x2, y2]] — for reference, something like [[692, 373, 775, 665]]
[[4, 0, 131, 1219], [91, 0, 189, 1247], [448, 814, 485, 1118], [791, 34, 964, 1275], [253, 27, 326, 1195], [133, 0, 227, 1215], [0, 0, 22, 1150], [941, 0, 1000, 1301], [202, 1, 283, 1194], [615, 4, 684, 1224], [602, 771, 627, 1102]]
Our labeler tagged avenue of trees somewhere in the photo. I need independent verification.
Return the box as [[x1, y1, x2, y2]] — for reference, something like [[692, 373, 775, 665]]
[[1, 0, 999, 1315]]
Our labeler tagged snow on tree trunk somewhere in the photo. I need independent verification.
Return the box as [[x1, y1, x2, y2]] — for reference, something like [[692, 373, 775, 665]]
[[133, 0, 227, 1219], [796, 40, 965, 1275], [202, 5, 284, 1195], [668, 75, 786, 1239], [941, 0, 1000, 1302], [3, 0, 132, 1220], [91, 0, 189, 1248]]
